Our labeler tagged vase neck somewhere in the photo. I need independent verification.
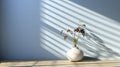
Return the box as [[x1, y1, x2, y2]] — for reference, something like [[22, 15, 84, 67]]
[[73, 45, 77, 48], [73, 42, 77, 47]]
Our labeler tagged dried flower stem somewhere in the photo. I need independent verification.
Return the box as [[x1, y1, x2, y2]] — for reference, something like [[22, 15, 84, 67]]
[[61, 23, 86, 48]]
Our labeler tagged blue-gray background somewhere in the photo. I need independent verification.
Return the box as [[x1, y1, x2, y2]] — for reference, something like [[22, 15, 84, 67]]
[[1, 0, 120, 60]]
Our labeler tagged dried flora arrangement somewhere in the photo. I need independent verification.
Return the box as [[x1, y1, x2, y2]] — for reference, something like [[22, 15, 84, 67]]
[[60, 24, 86, 47]]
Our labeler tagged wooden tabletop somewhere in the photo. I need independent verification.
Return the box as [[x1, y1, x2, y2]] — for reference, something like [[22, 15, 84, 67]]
[[0, 60, 120, 67]]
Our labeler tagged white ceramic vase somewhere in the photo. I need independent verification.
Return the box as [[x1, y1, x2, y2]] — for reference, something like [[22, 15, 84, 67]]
[[67, 47, 84, 61]]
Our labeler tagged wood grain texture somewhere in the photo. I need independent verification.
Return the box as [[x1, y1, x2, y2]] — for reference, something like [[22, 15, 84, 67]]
[[0, 60, 120, 67]]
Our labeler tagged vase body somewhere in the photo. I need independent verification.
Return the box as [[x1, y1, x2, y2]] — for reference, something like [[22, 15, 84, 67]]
[[67, 47, 83, 61]]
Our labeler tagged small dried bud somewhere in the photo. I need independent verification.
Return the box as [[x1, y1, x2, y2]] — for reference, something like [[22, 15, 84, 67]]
[[74, 27, 80, 32], [67, 29, 71, 32], [64, 35, 68, 40], [80, 29, 85, 36], [83, 24, 86, 27]]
